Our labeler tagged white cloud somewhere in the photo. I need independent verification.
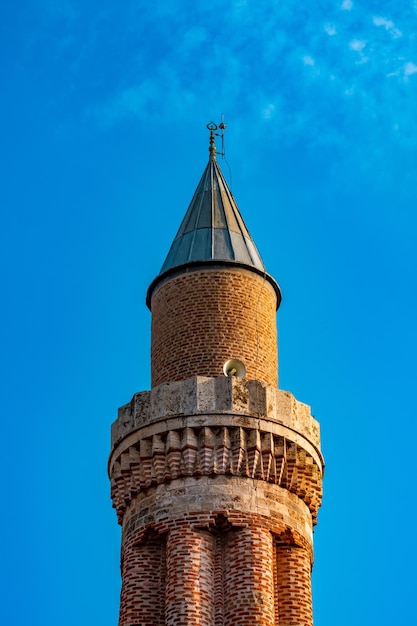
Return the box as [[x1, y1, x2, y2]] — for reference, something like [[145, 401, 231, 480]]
[[79, 1, 417, 164], [373, 16, 391, 27], [373, 16, 402, 38], [324, 23, 337, 36], [303, 55, 315, 66], [94, 83, 158, 127], [182, 25, 207, 52], [404, 62, 417, 76], [262, 103, 276, 119], [349, 39, 366, 51]]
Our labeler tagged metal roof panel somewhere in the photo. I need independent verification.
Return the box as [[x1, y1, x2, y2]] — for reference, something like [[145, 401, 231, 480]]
[[159, 156, 266, 275]]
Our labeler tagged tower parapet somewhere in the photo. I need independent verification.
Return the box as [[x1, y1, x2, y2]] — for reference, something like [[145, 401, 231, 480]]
[[109, 125, 324, 626]]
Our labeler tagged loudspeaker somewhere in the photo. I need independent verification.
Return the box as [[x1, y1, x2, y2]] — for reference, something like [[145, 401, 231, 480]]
[[223, 359, 246, 379]]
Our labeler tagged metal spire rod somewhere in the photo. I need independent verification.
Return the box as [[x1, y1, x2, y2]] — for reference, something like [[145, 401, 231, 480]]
[[206, 116, 227, 159], [207, 121, 217, 158]]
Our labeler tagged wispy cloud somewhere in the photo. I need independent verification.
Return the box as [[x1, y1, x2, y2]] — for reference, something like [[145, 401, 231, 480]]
[[262, 103, 276, 120], [93, 83, 158, 127], [373, 16, 402, 38], [404, 61, 417, 76], [341, 0, 353, 11], [55, 0, 414, 182], [349, 39, 366, 51], [303, 55, 315, 66], [181, 25, 207, 52], [324, 23, 337, 36]]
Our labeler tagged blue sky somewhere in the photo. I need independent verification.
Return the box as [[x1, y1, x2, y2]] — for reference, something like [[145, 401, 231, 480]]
[[1, 1, 416, 624]]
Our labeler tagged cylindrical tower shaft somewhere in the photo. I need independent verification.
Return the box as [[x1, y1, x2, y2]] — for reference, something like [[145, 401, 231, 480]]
[[149, 266, 279, 387], [109, 127, 324, 626]]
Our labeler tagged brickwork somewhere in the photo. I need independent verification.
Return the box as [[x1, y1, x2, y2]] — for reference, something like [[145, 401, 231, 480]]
[[149, 267, 278, 388], [110, 374, 323, 626], [117, 511, 314, 626], [214, 534, 224, 623], [110, 421, 322, 525], [110, 373, 323, 624], [223, 526, 275, 625], [118, 530, 166, 626], [273, 540, 280, 624], [109, 377, 323, 529], [165, 527, 215, 625], [110, 167, 324, 624], [276, 543, 313, 625]]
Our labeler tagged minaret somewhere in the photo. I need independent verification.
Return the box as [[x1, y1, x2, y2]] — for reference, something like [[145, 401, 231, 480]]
[[109, 123, 324, 626]]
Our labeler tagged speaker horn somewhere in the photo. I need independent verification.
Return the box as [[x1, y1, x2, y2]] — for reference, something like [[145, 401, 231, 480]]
[[223, 359, 246, 379]]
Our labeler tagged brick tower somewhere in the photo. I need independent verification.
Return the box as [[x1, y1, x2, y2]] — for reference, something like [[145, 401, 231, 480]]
[[109, 123, 324, 626]]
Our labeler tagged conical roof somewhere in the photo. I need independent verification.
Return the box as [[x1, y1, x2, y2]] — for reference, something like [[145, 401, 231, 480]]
[[160, 156, 265, 274]]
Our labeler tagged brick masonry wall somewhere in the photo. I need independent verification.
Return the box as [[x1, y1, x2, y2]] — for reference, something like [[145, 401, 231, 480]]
[[121, 475, 314, 549], [110, 420, 323, 528], [223, 526, 275, 626], [119, 530, 166, 626], [276, 544, 313, 626], [165, 527, 215, 625], [112, 257, 323, 625], [118, 511, 314, 626], [150, 267, 278, 388], [110, 376, 324, 626]]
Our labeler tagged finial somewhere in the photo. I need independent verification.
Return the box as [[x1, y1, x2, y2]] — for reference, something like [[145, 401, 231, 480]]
[[207, 117, 227, 160], [207, 121, 217, 159]]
